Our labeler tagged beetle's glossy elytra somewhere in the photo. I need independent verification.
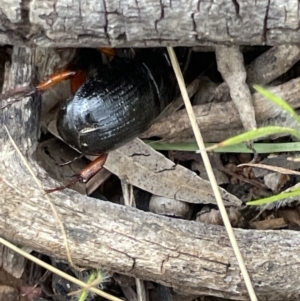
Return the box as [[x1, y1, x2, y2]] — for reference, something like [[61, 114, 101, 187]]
[[57, 51, 175, 156]]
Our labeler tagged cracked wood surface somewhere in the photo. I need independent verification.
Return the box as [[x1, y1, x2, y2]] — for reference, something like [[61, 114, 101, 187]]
[[1, 0, 300, 47], [1, 47, 300, 301]]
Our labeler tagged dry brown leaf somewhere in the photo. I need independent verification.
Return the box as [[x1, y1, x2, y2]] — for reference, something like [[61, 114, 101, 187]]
[[277, 208, 300, 227], [104, 139, 241, 206], [263, 173, 290, 192], [191, 161, 229, 185], [250, 218, 287, 230]]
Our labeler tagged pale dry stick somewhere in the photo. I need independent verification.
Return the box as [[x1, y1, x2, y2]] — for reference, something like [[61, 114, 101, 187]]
[[0, 237, 123, 301], [4, 125, 78, 271], [136, 279, 147, 301], [166, 47, 258, 301]]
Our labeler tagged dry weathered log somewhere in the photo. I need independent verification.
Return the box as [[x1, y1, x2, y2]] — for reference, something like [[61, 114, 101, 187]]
[[1, 47, 300, 301], [142, 77, 300, 142], [0, 0, 300, 47]]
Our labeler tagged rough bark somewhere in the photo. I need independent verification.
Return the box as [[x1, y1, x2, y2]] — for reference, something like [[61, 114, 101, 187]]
[[1, 47, 300, 301], [0, 0, 300, 47]]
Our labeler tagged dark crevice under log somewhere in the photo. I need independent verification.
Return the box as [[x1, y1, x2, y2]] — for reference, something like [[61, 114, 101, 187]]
[[1, 0, 300, 47]]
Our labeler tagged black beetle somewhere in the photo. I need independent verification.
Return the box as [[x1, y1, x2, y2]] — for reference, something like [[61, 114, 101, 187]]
[[56, 49, 176, 156]]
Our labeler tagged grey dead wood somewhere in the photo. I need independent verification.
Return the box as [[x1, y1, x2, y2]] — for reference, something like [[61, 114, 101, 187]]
[[246, 45, 300, 86], [159, 76, 201, 118], [197, 45, 300, 106], [215, 45, 256, 131], [2, 48, 300, 301], [0, 0, 300, 47], [204, 45, 300, 135], [142, 77, 300, 142]]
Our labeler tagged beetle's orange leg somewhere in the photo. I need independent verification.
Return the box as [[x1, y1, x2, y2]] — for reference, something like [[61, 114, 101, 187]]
[[36, 70, 76, 91], [1, 70, 79, 109], [79, 154, 108, 183], [2, 49, 115, 106], [98, 47, 116, 57], [45, 154, 108, 193], [37, 69, 88, 94], [38, 47, 116, 92]]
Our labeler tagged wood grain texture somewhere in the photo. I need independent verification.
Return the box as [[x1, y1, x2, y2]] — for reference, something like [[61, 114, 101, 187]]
[[2, 47, 300, 300], [0, 0, 300, 47], [142, 77, 300, 142]]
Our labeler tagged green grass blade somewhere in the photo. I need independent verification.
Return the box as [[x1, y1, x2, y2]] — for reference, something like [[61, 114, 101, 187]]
[[144, 140, 300, 153], [247, 188, 300, 206], [254, 85, 300, 125], [206, 126, 300, 151]]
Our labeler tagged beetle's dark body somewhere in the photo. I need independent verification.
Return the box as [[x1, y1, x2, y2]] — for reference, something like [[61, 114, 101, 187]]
[[57, 50, 175, 156]]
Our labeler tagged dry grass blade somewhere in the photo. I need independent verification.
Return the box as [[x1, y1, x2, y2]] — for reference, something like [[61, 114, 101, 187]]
[[4, 125, 77, 270], [0, 237, 123, 301], [239, 162, 300, 176], [166, 47, 258, 301]]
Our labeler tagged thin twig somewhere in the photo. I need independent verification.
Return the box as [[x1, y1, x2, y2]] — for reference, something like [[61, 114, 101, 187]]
[[166, 47, 258, 301], [0, 85, 36, 109]]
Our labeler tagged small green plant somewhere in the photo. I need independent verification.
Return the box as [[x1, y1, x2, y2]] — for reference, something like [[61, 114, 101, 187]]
[[208, 85, 300, 207], [76, 269, 104, 301]]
